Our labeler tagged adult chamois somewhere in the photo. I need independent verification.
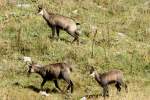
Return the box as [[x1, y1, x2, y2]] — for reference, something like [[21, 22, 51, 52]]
[[27, 62, 74, 93], [38, 6, 80, 43], [89, 66, 128, 99]]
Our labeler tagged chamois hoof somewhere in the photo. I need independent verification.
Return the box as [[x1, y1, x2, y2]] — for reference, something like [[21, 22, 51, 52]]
[[106, 94, 109, 97]]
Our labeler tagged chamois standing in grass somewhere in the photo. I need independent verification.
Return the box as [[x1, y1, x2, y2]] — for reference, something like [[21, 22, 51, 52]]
[[89, 66, 128, 99], [27, 62, 74, 93], [38, 6, 80, 43]]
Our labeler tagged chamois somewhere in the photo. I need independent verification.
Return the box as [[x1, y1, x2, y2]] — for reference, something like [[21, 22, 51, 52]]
[[89, 66, 128, 99], [27, 62, 74, 93], [38, 6, 80, 43]]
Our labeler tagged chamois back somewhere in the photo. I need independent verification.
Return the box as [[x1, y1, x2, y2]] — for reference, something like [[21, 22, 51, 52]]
[[101, 69, 123, 83]]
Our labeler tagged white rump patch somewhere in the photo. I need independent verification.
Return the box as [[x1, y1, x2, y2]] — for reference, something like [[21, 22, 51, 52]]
[[39, 91, 49, 96]]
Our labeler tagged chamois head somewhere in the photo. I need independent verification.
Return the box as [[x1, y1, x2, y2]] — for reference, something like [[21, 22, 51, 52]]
[[38, 5, 44, 16], [27, 62, 42, 76], [89, 66, 97, 78]]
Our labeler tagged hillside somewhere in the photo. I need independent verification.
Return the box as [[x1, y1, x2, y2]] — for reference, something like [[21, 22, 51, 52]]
[[0, 0, 150, 100]]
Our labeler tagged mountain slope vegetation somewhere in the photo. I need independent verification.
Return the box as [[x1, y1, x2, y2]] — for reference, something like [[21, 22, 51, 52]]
[[0, 0, 150, 100]]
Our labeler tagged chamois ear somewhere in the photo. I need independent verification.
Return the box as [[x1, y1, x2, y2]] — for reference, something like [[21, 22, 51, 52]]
[[29, 61, 35, 65], [87, 65, 95, 74], [38, 4, 43, 10], [88, 65, 95, 71]]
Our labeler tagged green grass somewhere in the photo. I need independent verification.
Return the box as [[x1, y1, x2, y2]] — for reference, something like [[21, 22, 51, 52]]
[[0, 0, 150, 100]]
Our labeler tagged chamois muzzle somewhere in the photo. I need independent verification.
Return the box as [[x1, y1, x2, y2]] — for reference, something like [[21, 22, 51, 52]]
[[38, 10, 43, 15], [90, 71, 96, 77]]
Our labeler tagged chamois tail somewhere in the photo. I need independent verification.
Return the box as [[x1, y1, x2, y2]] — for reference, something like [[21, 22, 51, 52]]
[[76, 22, 80, 25], [124, 83, 128, 93], [70, 67, 73, 72], [76, 23, 81, 31]]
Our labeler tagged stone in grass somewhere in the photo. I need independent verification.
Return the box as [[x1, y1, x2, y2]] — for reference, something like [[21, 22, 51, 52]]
[[19, 56, 32, 63], [80, 96, 87, 100], [16, 4, 31, 8], [39, 91, 49, 96]]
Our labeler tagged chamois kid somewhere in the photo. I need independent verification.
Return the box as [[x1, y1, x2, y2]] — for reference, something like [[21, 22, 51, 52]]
[[28, 62, 74, 93], [38, 6, 80, 43], [89, 66, 128, 99]]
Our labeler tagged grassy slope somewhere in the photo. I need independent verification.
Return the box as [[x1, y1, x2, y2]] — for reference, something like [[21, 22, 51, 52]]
[[0, 0, 150, 100]]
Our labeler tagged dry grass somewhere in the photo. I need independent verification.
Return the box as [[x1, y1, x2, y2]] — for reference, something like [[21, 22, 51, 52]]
[[0, 0, 150, 100]]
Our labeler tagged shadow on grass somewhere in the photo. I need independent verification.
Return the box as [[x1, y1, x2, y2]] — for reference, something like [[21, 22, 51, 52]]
[[48, 36, 72, 43], [59, 38, 72, 43], [12, 82, 59, 93], [48, 35, 87, 45], [83, 94, 103, 99], [24, 85, 59, 93], [25, 85, 40, 93]]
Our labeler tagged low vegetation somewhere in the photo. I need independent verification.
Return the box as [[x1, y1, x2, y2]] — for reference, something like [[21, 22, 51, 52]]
[[0, 0, 150, 100]]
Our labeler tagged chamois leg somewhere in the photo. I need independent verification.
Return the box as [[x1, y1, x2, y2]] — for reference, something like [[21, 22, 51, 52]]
[[41, 79, 47, 91], [103, 85, 109, 99], [118, 79, 128, 93], [53, 80, 63, 92], [56, 27, 60, 40], [124, 83, 128, 93], [115, 82, 121, 94], [106, 89, 109, 96], [51, 27, 56, 39], [72, 31, 79, 44], [75, 31, 79, 43], [62, 72, 73, 93], [66, 29, 79, 44], [66, 80, 73, 93], [120, 80, 128, 92], [64, 79, 73, 93]]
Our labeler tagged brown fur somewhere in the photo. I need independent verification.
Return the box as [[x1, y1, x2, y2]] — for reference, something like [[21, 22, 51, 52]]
[[28, 62, 74, 93], [38, 6, 80, 43], [100, 69, 123, 83], [90, 67, 128, 99]]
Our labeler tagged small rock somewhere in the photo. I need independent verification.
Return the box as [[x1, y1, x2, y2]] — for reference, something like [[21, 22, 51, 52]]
[[39, 91, 49, 96], [19, 56, 32, 63], [72, 9, 78, 14], [80, 96, 87, 100], [16, 4, 31, 8], [118, 32, 126, 37]]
